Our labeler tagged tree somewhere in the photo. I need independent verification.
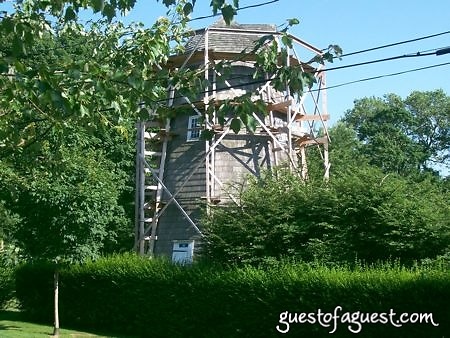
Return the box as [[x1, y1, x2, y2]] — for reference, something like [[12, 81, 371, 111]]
[[0, 17, 153, 334], [404, 90, 450, 167], [1, 1, 340, 333], [1, 18, 138, 248], [342, 91, 450, 176], [0, 15, 182, 155], [0, 200, 21, 260], [1, 2, 195, 335]]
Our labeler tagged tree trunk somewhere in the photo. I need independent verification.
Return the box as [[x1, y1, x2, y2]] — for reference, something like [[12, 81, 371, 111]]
[[52, 269, 60, 337]]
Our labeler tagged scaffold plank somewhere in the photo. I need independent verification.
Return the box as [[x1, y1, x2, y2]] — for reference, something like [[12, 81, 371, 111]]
[[294, 114, 330, 121], [267, 100, 292, 113]]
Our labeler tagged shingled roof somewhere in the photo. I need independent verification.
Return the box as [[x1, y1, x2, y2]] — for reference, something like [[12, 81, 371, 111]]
[[184, 19, 277, 54]]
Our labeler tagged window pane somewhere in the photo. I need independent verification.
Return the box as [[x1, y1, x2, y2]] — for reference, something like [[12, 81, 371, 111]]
[[187, 116, 200, 141]]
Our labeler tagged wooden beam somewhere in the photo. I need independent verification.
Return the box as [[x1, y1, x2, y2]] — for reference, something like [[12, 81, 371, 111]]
[[295, 136, 328, 146], [141, 157, 203, 236], [267, 100, 291, 113], [294, 114, 330, 121]]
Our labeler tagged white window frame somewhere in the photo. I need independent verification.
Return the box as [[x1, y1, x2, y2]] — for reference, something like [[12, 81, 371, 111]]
[[187, 115, 201, 141]]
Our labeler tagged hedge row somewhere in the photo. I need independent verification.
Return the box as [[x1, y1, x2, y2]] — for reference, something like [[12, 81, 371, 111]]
[[0, 266, 14, 309], [15, 255, 450, 337]]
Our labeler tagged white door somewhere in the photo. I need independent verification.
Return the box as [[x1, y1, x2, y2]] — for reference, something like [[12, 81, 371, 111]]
[[172, 241, 194, 263]]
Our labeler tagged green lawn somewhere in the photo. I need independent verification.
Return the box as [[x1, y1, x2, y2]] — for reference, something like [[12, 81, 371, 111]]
[[0, 311, 133, 338]]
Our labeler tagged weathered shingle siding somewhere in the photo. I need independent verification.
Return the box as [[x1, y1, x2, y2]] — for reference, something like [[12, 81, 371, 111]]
[[154, 114, 205, 257], [213, 134, 272, 200]]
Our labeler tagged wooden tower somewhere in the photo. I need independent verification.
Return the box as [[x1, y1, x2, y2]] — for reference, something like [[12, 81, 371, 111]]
[[135, 20, 330, 261]]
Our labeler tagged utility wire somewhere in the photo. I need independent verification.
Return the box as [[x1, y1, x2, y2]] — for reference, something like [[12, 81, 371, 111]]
[[323, 51, 436, 72], [338, 30, 450, 58], [85, 58, 450, 112], [2, 0, 279, 25], [313, 61, 450, 92], [186, 0, 280, 23], [5, 40, 444, 105], [421, 45, 450, 54]]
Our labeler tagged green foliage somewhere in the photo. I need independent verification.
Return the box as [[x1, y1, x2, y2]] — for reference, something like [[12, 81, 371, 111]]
[[0, 0, 331, 267], [343, 90, 450, 175], [1, 8, 156, 263], [0, 244, 23, 268], [0, 0, 211, 156], [210, 0, 239, 24], [14, 261, 55, 320], [202, 165, 450, 266], [14, 256, 450, 337], [0, 16, 181, 154], [0, 266, 14, 309], [0, 0, 327, 140], [1, 145, 130, 263], [404, 90, 450, 166], [0, 200, 20, 246]]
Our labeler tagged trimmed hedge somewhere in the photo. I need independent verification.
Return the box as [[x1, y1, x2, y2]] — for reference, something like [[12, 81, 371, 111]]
[[15, 255, 450, 337], [0, 266, 14, 309]]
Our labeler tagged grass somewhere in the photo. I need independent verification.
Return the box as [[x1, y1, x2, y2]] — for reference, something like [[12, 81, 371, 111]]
[[0, 310, 134, 338]]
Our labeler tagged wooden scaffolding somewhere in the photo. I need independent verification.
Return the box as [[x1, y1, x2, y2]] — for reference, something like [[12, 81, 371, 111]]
[[135, 21, 330, 258]]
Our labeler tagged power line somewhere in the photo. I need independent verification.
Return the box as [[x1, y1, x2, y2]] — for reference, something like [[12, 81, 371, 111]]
[[313, 61, 450, 92], [186, 0, 280, 23], [338, 30, 450, 58], [2, 0, 280, 25], [187, 32, 450, 85], [152, 60, 450, 109], [421, 45, 450, 54], [6, 39, 444, 106], [323, 51, 436, 72]]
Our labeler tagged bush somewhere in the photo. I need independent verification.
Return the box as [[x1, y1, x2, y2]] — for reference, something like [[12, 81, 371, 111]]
[[0, 266, 14, 309], [15, 255, 450, 337], [201, 168, 450, 266], [14, 261, 55, 320]]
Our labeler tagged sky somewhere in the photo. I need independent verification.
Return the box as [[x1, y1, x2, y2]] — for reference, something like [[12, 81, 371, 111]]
[[2, 0, 449, 125], [119, 0, 450, 125]]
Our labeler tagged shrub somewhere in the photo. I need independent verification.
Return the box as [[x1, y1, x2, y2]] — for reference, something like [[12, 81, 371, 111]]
[[15, 255, 450, 337], [201, 168, 450, 266], [0, 266, 14, 309], [14, 261, 55, 320]]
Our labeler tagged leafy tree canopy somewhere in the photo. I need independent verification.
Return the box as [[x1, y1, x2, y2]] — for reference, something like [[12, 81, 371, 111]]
[[1, 0, 340, 154], [342, 90, 450, 176]]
